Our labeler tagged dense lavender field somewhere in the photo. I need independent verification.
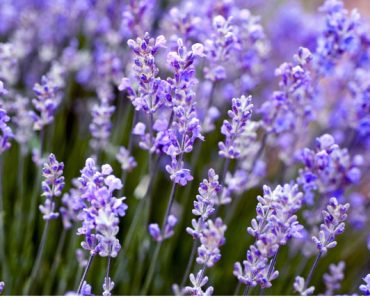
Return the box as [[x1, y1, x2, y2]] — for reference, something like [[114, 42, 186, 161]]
[[0, 0, 370, 296]]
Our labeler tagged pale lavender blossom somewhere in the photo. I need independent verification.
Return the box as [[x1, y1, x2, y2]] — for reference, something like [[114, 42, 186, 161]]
[[359, 274, 370, 296], [39, 153, 64, 220], [312, 197, 350, 255]]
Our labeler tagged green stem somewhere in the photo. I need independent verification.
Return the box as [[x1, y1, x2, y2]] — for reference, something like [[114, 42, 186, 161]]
[[0, 157, 8, 287], [43, 228, 67, 294], [304, 252, 322, 290], [180, 239, 198, 288], [26, 220, 50, 294], [77, 254, 94, 294]]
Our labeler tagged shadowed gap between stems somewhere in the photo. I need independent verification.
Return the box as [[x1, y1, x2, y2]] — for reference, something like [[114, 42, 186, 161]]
[[25, 219, 50, 294], [141, 182, 177, 295], [234, 281, 242, 295], [180, 239, 198, 288], [22, 129, 45, 268], [43, 228, 67, 294]]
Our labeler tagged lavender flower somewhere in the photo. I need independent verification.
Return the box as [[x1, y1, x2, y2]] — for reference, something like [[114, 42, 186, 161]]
[[234, 184, 303, 289], [186, 169, 221, 239], [103, 277, 115, 296], [298, 134, 362, 204], [39, 153, 64, 220], [312, 197, 350, 255], [184, 271, 214, 296], [260, 47, 313, 135], [359, 274, 370, 296], [31, 75, 62, 131], [204, 15, 239, 81], [218, 95, 253, 159], [11, 95, 33, 146], [80, 281, 93, 296], [89, 100, 115, 151], [120, 32, 166, 114], [196, 218, 226, 268], [0, 281, 4, 295], [316, 0, 360, 74], [293, 276, 315, 296], [149, 214, 178, 242], [0, 108, 13, 154], [116, 146, 137, 172], [323, 261, 345, 295], [77, 158, 127, 258]]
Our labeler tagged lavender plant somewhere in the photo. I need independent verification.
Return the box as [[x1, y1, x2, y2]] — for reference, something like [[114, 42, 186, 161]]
[[0, 0, 369, 296]]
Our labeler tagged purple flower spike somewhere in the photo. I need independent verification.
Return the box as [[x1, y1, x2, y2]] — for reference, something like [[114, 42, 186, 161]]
[[41, 153, 65, 199], [184, 271, 214, 296], [31, 74, 64, 131], [77, 158, 127, 258], [219, 95, 253, 159], [312, 197, 350, 255], [196, 218, 226, 268], [316, 0, 360, 74], [234, 183, 303, 289], [89, 101, 115, 151], [0, 108, 13, 155], [298, 134, 362, 204], [39, 153, 64, 220], [116, 147, 137, 172], [323, 261, 345, 295], [187, 169, 221, 239]]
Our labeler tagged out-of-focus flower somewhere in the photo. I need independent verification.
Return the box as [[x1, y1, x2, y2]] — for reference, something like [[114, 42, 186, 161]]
[[323, 261, 345, 295], [293, 276, 315, 296], [359, 274, 370, 296], [0, 108, 13, 155]]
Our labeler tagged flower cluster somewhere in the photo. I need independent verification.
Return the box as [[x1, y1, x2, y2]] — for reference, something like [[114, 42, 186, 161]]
[[185, 218, 226, 296], [77, 158, 127, 258], [183, 169, 223, 295], [120, 33, 167, 114], [218, 95, 253, 159], [39, 153, 65, 220], [203, 15, 239, 81], [149, 215, 178, 242], [260, 47, 313, 135], [323, 261, 345, 295], [161, 40, 205, 185], [234, 184, 303, 289], [316, 0, 360, 74], [312, 197, 350, 255], [89, 101, 115, 151], [0, 281, 4, 295], [116, 146, 137, 172], [186, 169, 222, 239], [184, 270, 214, 296], [30, 64, 66, 131], [298, 134, 362, 204]]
